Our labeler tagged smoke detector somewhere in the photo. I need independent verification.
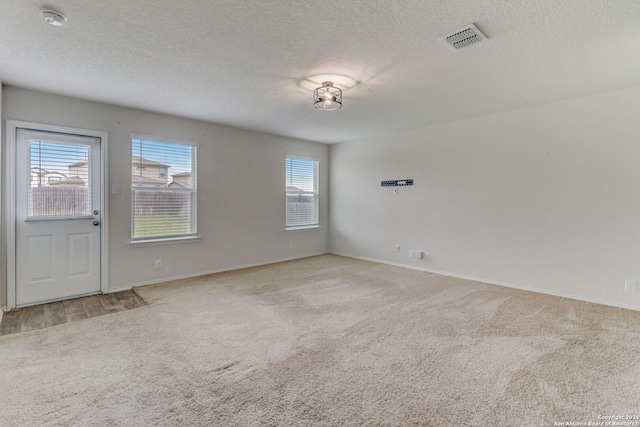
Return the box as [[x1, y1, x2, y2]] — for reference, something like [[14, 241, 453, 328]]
[[42, 9, 67, 27], [438, 23, 486, 52]]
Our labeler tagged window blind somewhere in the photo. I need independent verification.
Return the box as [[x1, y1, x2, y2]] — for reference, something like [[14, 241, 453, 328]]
[[286, 157, 319, 228], [131, 137, 197, 240], [28, 140, 92, 218]]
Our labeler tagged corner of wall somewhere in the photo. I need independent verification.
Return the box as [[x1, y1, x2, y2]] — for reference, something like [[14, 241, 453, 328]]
[[328, 86, 640, 311], [0, 80, 5, 309]]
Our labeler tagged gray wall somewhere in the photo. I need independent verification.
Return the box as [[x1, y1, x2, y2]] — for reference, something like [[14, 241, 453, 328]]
[[6, 83, 640, 312], [0, 81, 3, 307], [329, 85, 640, 310], [1, 86, 329, 305]]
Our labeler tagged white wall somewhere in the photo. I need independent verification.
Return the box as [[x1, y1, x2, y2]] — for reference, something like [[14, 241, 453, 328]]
[[0, 81, 3, 310], [1, 86, 328, 303], [329, 85, 640, 310]]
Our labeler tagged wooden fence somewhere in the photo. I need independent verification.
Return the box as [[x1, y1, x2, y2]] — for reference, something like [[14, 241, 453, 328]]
[[30, 186, 90, 216], [133, 189, 193, 216], [286, 194, 317, 226]]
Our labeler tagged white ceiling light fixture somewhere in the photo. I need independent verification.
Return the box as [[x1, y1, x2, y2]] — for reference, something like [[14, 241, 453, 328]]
[[313, 81, 342, 111], [42, 9, 67, 27]]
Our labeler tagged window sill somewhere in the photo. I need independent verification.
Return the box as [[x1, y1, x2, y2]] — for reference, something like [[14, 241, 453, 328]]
[[128, 235, 201, 248], [284, 225, 321, 232]]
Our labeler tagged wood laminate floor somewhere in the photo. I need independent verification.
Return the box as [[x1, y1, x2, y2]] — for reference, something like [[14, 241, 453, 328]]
[[0, 291, 146, 336]]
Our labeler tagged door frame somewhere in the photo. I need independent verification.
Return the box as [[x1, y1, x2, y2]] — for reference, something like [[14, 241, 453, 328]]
[[6, 120, 109, 309]]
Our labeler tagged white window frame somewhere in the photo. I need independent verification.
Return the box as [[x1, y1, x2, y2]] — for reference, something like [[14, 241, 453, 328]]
[[285, 155, 320, 231], [129, 133, 199, 246]]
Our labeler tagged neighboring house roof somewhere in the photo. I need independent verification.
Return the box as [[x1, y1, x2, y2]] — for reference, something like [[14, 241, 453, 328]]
[[50, 176, 85, 186], [32, 167, 65, 175], [31, 168, 68, 182], [169, 172, 191, 188], [132, 155, 170, 168], [70, 156, 170, 169], [132, 175, 167, 185], [31, 167, 48, 176], [67, 161, 87, 168]]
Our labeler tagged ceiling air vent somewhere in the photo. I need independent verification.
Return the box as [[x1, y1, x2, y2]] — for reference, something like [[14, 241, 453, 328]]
[[438, 23, 486, 52]]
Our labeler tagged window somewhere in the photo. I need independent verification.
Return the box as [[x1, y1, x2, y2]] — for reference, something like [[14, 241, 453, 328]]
[[28, 139, 92, 217], [286, 156, 319, 230], [131, 135, 197, 241]]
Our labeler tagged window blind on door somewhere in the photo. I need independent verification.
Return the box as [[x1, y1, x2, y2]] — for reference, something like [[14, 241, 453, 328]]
[[28, 140, 92, 218]]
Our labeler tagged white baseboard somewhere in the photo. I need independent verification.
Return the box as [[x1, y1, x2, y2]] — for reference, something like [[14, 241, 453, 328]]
[[106, 284, 135, 293], [331, 251, 640, 313], [111, 252, 329, 290]]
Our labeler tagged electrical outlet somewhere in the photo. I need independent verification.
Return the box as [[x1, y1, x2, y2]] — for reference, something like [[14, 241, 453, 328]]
[[155, 259, 162, 270], [394, 245, 400, 253], [424, 252, 431, 260], [415, 250, 423, 259], [393, 188, 398, 195], [624, 280, 637, 292], [409, 250, 416, 258]]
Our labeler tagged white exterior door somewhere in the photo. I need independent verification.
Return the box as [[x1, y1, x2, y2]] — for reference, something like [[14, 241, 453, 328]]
[[15, 129, 102, 307]]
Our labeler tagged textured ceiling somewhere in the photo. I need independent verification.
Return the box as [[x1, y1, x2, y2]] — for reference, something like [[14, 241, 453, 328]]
[[1, 0, 640, 143]]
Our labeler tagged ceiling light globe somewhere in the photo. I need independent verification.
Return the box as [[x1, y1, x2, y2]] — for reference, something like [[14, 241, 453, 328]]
[[313, 81, 342, 111], [42, 10, 67, 27]]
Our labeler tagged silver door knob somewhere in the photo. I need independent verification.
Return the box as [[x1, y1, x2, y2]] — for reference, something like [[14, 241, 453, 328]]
[[93, 220, 100, 226]]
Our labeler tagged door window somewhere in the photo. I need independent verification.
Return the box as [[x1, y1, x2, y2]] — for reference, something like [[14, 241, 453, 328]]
[[28, 140, 92, 218]]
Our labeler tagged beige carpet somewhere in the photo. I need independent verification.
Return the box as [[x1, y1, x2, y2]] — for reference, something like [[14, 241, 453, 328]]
[[1, 255, 639, 426]]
